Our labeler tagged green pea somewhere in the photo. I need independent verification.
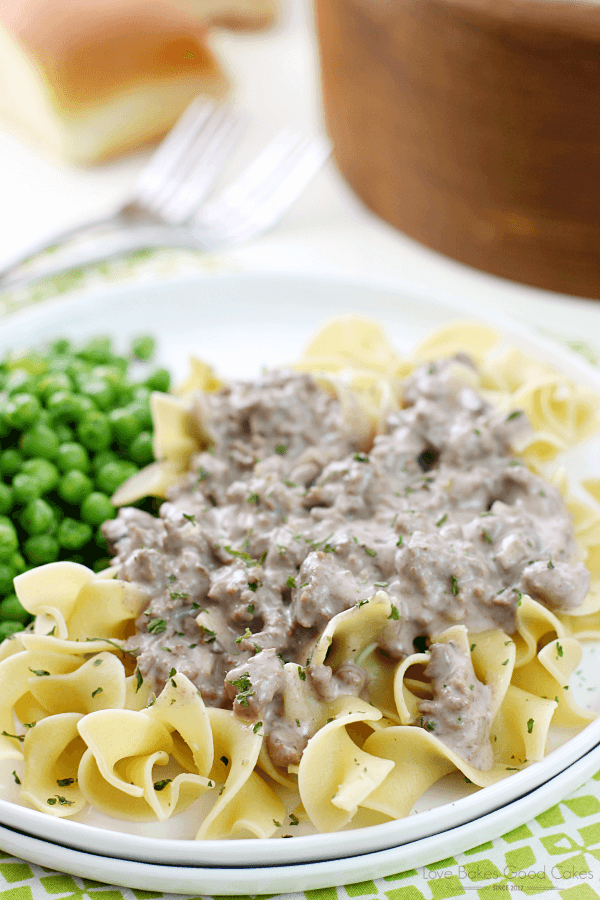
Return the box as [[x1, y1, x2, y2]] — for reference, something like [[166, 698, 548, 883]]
[[55, 442, 90, 473], [131, 335, 156, 361], [49, 338, 72, 355], [132, 385, 151, 404], [5, 350, 46, 375], [6, 393, 42, 430], [77, 411, 112, 451], [128, 400, 153, 431], [0, 621, 24, 639], [36, 372, 73, 400], [21, 459, 59, 493], [81, 492, 116, 526], [0, 518, 19, 559], [92, 450, 118, 473], [109, 408, 141, 446], [78, 336, 113, 364], [0, 593, 28, 622], [20, 424, 60, 459], [91, 365, 125, 388], [5, 369, 37, 395], [12, 473, 43, 504], [0, 564, 14, 595], [20, 498, 56, 535], [0, 483, 13, 515], [58, 470, 93, 505], [129, 431, 154, 465], [57, 517, 93, 550], [10, 552, 26, 574], [0, 449, 24, 477], [145, 368, 170, 393], [23, 534, 59, 564], [80, 379, 115, 411], [96, 460, 138, 495], [48, 391, 95, 423]]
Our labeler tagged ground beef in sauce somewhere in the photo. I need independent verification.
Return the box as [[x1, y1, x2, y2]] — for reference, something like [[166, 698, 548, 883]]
[[103, 362, 589, 768]]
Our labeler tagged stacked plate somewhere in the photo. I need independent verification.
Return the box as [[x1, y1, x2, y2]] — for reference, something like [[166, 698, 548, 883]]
[[0, 274, 598, 893]]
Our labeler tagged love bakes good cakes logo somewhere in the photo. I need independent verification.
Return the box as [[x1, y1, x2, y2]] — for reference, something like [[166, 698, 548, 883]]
[[422, 862, 596, 889]]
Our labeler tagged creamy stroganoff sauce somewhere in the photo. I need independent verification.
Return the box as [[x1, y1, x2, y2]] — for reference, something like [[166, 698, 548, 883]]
[[103, 359, 589, 770]]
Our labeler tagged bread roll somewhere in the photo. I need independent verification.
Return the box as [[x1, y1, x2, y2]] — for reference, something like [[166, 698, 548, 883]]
[[0, 0, 277, 164]]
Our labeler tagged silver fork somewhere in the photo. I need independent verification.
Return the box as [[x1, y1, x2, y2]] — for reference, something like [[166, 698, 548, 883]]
[[0, 98, 245, 292], [0, 129, 331, 294]]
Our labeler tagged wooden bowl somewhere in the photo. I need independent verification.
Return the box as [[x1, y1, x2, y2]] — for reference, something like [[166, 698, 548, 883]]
[[315, 0, 600, 299]]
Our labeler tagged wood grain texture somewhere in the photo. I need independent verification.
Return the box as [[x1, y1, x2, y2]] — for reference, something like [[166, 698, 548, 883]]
[[315, 0, 600, 299]]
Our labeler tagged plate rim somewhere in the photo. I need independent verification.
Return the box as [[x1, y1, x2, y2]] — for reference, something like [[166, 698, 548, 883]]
[[0, 270, 599, 867]]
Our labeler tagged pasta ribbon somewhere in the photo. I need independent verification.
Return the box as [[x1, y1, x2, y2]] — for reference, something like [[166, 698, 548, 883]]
[[197, 708, 284, 839], [412, 321, 501, 366], [20, 713, 86, 816], [298, 696, 393, 832], [26, 652, 126, 716]]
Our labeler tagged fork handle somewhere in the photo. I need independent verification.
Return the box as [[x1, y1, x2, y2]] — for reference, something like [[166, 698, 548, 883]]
[[0, 209, 145, 292], [0, 226, 209, 295]]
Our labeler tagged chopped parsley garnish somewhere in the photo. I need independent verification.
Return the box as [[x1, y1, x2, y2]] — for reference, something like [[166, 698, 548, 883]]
[[247, 603, 255, 614], [547, 558, 554, 569], [374, 581, 388, 587], [228, 673, 254, 707], [502, 659, 509, 666], [364, 546, 377, 557], [435, 514, 447, 527], [388, 605, 401, 621], [199, 626, 217, 643], [247, 582, 259, 593], [12, 771, 20, 785], [556, 643, 563, 658], [169, 667, 177, 687], [170, 591, 189, 600], [235, 628, 253, 644], [396, 535, 403, 547], [506, 411, 523, 421], [353, 453, 369, 463], [527, 719, 534, 734], [275, 444, 287, 455], [28, 668, 50, 677], [247, 492, 260, 505], [147, 618, 167, 634], [91, 687, 103, 698], [356, 599, 369, 608], [298, 666, 306, 681], [197, 468, 209, 482], [93, 659, 103, 667], [153, 779, 172, 792], [224, 545, 264, 568], [57, 778, 74, 787], [253, 721, 263, 733], [286, 576, 296, 590], [450, 575, 459, 596], [482, 529, 492, 543], [182, 513, 197, 525]]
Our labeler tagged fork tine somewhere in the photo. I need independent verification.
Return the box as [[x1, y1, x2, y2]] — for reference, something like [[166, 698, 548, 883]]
[[194, 129, 309, 222], [194, 134, 330, 245], [135, 97, 217, 198], [136, 101, 242, 219], [221, 137, 331, 243], [159, 114, 247, 223]]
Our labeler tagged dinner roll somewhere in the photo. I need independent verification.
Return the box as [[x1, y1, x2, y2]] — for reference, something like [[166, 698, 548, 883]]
[[0, 0, 277, 164]]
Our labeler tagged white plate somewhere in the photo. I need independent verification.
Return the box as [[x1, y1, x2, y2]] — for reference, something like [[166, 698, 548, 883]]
[[0, 273, 599, 878], [0, 742, 599, 895]]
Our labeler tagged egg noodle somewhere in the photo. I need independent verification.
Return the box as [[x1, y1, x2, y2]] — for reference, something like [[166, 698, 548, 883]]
[[1, 318, 600, 838]]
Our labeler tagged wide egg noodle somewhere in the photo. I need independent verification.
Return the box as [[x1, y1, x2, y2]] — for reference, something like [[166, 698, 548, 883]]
[[355, 643, 401, 723], [65, 578, 145, 642], [0, 650, 82, 761], [143, 672, 213, 777], [392, 651, 431, 724], [512, 594, 566, 668], [173, 356, 223, 397], [510, 636, 595, 728], [119, 749, 212, 823], [411, 321, 501, 366], [297, 696, 393, 833], [489, 685, 557, 766], [26, 651, 126, 715], [14, 562, 95, 640], [311, 591, 393, 669], [196, 708, 284, 840], [20, 712, 86, 816], [77, 709, 173, 799], [111, 460, 185, 506], [298, 315, 408, 379]]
